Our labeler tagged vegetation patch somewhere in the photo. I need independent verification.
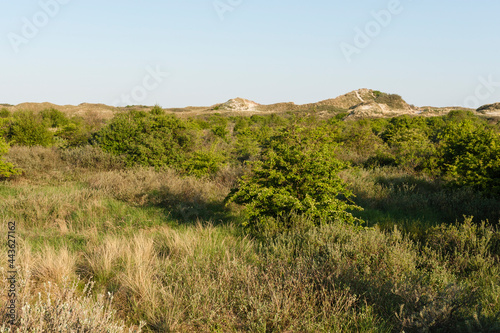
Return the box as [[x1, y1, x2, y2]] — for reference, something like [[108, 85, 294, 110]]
[[1, 107, 500, 332]]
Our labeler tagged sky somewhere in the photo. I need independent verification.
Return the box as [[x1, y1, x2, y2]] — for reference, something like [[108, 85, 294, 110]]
[[0, 0, 499, 108]]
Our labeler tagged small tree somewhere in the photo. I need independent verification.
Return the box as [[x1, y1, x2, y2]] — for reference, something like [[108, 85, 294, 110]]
[[225, 126, 362, 234]]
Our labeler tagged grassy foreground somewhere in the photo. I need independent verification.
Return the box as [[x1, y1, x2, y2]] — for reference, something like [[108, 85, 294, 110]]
[[0, 146, 499, 332]]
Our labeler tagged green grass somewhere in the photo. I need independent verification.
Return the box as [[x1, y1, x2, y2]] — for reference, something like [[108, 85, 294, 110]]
[[1, 129, 500, 332], [21, 229, 89, 253], [342, 166, 500, 232]]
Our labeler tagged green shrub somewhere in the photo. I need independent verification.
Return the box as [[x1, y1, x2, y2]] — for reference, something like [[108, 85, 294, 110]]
[[0, 118, 11, 138], [9, 111, 53, 147], [94, 110, 191, 168], [183, 148, 227, 177], [445, 110, 481, 123], [336, 120, 387, 165], [233, 129, 261, 162], [381, 116, 429, 142], [438, 120, 500, 194], [0, 108, 10, 118], [423, 217, 499, 277], [0, 137, 21, 178], [40, 108, 69, 128], [55, 118, 94, 147], [226, 126, 362, 234], [150, 104, 165, 115], [211, 124, 229, 141], [387, 127, 436, 171], [374, 92, 407, 109]]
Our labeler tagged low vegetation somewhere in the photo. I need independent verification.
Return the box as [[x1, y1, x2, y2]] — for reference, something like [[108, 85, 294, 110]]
[[0, 106, 499, 332]]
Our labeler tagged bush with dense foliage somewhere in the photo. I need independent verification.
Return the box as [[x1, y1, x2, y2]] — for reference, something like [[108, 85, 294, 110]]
[[438, 120, 500, 194], [0, 108, 10, 118], [8, 111, 53, 147], [182, 147, 228, 177], [54, 116, 99, 148], [374, 92, 407, 109], [40, 108, 70, 128], [94, 110, 192, 168], [0, 137, 20, 178], [226, 126, 362, 234]]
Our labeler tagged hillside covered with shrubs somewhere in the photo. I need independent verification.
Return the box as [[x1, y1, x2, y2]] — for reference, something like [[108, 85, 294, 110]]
[[1, 105, 500, 332]]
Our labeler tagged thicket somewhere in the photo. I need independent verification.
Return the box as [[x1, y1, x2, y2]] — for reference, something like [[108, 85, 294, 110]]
[[0, 108, 103, 148], [94, 110, 191, 168], [3, 107, 500, 221], [8, 111, 54, 147], [438, 120, 500, 194]]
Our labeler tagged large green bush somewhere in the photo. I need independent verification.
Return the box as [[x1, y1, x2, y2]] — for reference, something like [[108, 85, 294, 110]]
[[336, 120, 387, 165], [94, 110, 191, 168], [226, 126, 362, 234], [232, 128, 261, 162], [387, 127, 436, 171], [438, 120, 500, 194], [8, 111, 53, 147]]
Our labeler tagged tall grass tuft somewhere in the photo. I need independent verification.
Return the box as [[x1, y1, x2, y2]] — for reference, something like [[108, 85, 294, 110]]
[[0, 277, 144, 332]]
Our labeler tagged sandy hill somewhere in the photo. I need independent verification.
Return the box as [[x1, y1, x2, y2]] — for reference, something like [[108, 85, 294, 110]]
[[316, 88, 376, 109], [317, 89, 416, 118], [3, 102, 118, 120], [2, 89, 493, 119], [214, 98, 260, 112], [211, 89, 417, 118], [477, 103, 500, 116]]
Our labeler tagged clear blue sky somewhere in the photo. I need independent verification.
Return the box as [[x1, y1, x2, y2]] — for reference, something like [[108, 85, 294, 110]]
[[1, 0, 499, 108]]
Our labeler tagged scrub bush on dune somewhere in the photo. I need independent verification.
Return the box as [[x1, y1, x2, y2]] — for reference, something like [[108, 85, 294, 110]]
[[226, 126, 362, 235]]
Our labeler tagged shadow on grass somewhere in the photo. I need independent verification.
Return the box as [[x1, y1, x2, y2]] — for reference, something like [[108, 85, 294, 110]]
[[147, 187, 236, 227], [350, 174, 500, 232]]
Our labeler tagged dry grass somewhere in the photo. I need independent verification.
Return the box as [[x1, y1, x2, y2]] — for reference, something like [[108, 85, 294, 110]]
[[0, 236, 143, 332], [2, 145, 500, 332], [1, 210, 499, 332], [86, 167, 234, 223], [0, 185, 105, 230], [86, 168, 229, 206], [4, 146, 71, 183], [30, 245, 77, 284], [83, 236, 124, 285], [76, 224, 384, 332], [0, 277, 144, 332], [4, 145, 125, 185]]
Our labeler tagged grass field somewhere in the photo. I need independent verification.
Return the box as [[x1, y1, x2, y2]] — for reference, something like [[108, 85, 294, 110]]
[[1, 144, 499, 332]]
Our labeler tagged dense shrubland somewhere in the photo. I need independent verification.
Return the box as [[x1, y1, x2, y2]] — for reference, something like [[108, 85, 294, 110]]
[[1, 107, 500, 332]]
